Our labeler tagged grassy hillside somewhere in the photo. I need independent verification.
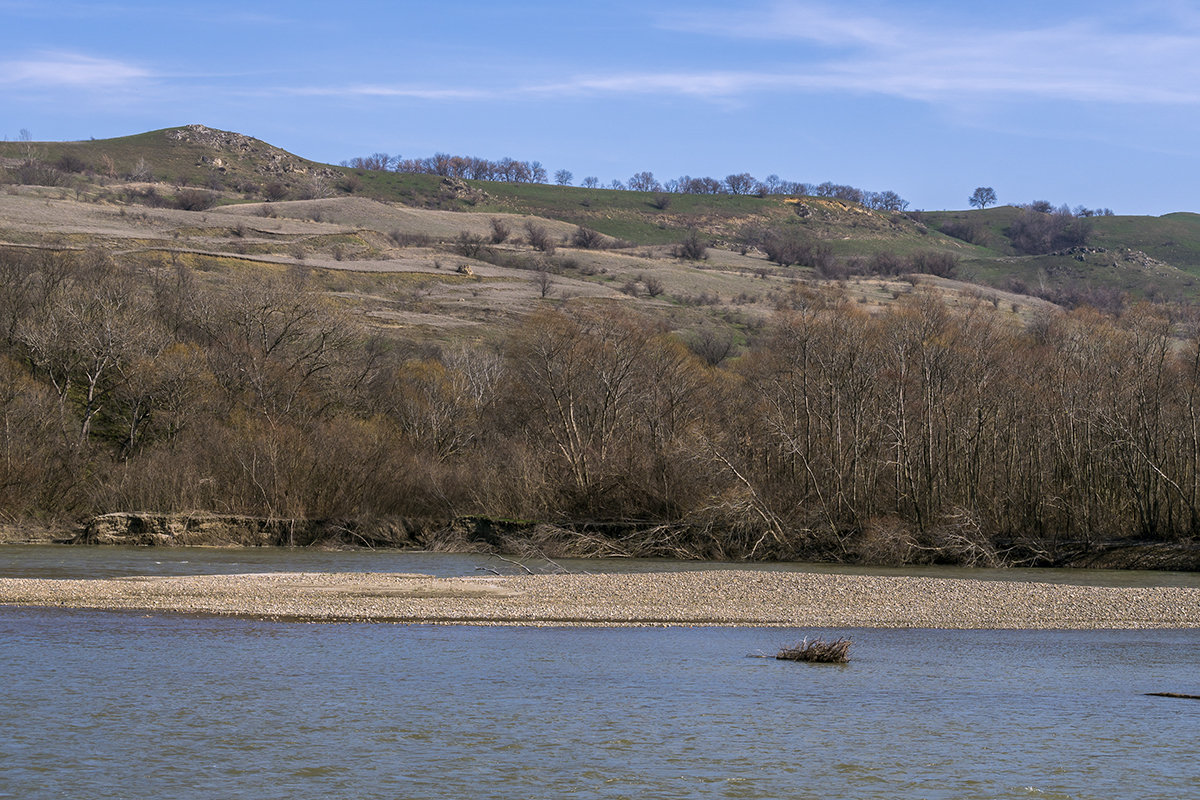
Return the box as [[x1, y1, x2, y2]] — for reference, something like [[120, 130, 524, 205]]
[[4, 123, 1200, 328]]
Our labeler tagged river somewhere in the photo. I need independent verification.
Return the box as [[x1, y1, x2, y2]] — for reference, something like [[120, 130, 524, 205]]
[[2, 547, 1198, 799]]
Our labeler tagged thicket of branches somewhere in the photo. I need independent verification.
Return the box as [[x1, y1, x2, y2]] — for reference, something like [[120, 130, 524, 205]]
[[1, 246, 1198, 563]]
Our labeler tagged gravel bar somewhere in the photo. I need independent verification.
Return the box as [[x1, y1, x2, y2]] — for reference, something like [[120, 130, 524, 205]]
[[2, 570, 1199, 628]]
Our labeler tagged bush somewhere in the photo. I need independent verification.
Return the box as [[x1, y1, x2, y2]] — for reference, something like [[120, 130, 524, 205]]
[[489, 217, 511, 244], [524, 221, 556, 254], [389, 230, 432, 247], [571, 226, 605, 249], [939, 219, 987, 245], [10, 159, 66, 186], [55, 154, 89, 174], [123, 187, 167, 207], [866, 252, 906, 276], [453, 231, 490, 259], [761, 228, 833, 270], [672, 229, 708, 261], [263, 182, 288, 202], [335, 174, 362, 194], [175, 189, 218, 211], [650, 192, 672, 210], [907, 250, 959, 278], [1007, 208, 1092, 255]]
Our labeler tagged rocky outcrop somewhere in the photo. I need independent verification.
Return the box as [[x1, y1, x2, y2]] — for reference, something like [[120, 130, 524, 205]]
[[165, 124, 340, 181], [75, 512, 419, 548]]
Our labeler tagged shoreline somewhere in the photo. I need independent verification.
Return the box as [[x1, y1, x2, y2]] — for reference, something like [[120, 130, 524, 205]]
[[3, 570, 1199, 629], [6, 514, 1200, 572]]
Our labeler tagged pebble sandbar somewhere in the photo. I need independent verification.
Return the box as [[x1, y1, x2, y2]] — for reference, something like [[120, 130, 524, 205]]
[[2, 570, 1199, 628]]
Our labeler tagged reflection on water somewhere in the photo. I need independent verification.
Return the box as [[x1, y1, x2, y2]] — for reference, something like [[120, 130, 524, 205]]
[[1, 608, 1197, 800], [4, 544, 1200, 587]]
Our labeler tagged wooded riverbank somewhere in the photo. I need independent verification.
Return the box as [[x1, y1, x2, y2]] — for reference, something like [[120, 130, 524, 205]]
[[4, 512, 1199, 572], [5, 246, 1200, 566]]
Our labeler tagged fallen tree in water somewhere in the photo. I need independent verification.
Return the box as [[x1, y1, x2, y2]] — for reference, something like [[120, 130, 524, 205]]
[[776, 637, 852, 663], [75, 512, 422, 548]]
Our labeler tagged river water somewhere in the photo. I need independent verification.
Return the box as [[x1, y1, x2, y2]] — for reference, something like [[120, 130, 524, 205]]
[[2, 547, 1199, 799]]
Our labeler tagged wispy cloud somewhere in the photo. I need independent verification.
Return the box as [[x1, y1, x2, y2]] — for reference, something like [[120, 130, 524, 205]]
[[268, 2, 1200, 109], [657, 2, 1200, 106], [0, 52, 151, 88], [285, 84, 493, 100]]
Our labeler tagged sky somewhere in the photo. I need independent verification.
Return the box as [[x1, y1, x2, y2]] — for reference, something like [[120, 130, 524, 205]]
[[2, 0, 1199, 215]]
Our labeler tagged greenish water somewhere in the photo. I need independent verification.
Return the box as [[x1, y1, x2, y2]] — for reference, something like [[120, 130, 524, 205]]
[[2, 549, 1198, 799], [5, 544, 1200, 586]]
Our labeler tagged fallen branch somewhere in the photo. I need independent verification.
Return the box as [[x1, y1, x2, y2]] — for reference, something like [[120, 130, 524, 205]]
[[776, 637, 852, 664], [1146, 692, 1200, 700]]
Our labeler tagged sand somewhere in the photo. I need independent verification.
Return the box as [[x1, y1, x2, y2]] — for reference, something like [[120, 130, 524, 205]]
[[2, 570, 1199, 628]]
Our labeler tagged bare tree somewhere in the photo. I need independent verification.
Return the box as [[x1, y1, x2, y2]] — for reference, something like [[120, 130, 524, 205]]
[[725, 173, 756, 195], [522, 221, 556, 253], [969, 187, 997, 210], [571, 226, 605, 249], [671, 229, 708, 261], [489, 217, 511, 244], [628, 171, 661, 192], [554, 169, 573, 186]]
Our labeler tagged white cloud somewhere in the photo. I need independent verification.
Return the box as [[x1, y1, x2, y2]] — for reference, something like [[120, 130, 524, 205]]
[[0, 53, 150, 88]]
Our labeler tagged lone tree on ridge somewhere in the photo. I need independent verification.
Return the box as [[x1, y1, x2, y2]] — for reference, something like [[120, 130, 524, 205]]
[[969, 187, 997, 210]]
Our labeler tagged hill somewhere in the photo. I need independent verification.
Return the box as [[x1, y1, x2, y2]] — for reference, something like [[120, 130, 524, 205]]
[[2, 125, 1200, 568], [4, 124, 1198, 327]]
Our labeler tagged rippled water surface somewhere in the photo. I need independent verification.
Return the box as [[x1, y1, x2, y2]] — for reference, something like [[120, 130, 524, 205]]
[[5, 544, 1200, 586], [2, 548, 1199, 798]]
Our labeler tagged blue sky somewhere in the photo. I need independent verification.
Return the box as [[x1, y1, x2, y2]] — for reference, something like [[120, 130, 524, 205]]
[[3, 0, 1198, 215]]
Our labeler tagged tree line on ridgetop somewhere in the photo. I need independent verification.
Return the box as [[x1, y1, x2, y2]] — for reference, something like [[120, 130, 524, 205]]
[[342, 151, 911, 211]]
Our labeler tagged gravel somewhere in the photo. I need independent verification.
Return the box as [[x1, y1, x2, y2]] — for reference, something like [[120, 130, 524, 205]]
[[2, 570, 1199, 628]]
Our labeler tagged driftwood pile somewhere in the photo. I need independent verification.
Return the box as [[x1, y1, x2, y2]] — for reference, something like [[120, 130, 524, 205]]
[[776, 637, 852, 663]]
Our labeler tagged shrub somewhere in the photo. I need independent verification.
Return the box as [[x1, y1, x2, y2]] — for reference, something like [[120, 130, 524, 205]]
[[389, 230, 432, 247], [525, 221, 556, 254], [907, 250, 958, 278], [489, 217, 511, 244], [639, 274, 665, 297], [672, 229, 709, 261], [453, 231, 490, 259], [175, 188, 218, 211], [123, 186, 167, 207], [335, 173, 362, 194], [55, 154, 89, 174], [263, 182, 288, 202], [866, 252, 906, 276], [571, 226, 605, 249], [762, 228, 832, 270], [11, 159, 66, 186], [1007, 208, 1092, 255], [939, 219, 987, 245], [650, 192, 672, 210]]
